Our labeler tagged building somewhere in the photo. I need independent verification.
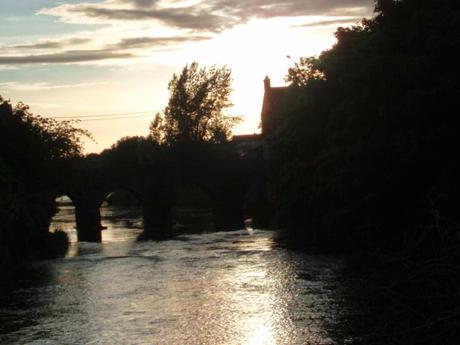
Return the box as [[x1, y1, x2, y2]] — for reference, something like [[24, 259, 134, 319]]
[[232, 76, 289, 156], [260, 76, 289, 137], [230, 76, 289, 227]]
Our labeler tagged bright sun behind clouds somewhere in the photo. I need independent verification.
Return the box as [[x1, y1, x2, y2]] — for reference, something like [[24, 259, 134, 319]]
[[0, 0, 374, 153]]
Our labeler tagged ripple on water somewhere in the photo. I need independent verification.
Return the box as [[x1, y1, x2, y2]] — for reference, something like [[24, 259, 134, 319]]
[[0, 207, 348, 345]]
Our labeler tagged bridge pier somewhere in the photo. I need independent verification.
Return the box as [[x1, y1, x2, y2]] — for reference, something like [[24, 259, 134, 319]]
[[213, 203, 244, 231], [74, 200, 103, 242], [141, 199, 173, 240]]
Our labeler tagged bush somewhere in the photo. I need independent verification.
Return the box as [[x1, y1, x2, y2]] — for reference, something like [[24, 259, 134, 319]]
[[43, 229, 69, 259]]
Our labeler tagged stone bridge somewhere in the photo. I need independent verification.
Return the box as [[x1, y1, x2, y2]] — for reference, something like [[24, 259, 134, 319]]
[[56, 140, 268, 242]]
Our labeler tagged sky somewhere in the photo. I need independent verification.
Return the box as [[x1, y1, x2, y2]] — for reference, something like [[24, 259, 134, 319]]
[[0, 0, 374, 153]]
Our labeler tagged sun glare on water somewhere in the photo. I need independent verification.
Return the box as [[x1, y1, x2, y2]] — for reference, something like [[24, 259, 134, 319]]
[[246, 325, 274, 345]]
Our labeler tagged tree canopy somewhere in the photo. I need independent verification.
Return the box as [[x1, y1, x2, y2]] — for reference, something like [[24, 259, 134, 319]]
[[0, 97, 91, 185], [268, 1, 460, 342], [150, 62, 240, 145], [0, 96, 91, 271], [270, 0, 460, 248]]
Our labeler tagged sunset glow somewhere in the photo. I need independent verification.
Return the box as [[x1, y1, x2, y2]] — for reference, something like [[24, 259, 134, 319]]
[[0, 0, 374, 152]]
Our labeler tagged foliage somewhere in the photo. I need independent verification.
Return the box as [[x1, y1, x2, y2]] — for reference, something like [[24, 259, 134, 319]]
[[269, 1, 460, 343], [285, 56, 324, 86], [260, 1, 460, 343], [0, 96, 90, 273], [43, 229, 69, 258], [270, 0, 460, 249], [13, 102, 91, 160], [1, 98, 91, 186], [101, 136, 163, 176], [150, 62, 240, 145]]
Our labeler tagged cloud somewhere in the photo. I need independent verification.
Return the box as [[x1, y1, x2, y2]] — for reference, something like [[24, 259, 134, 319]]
[[125, 0, 159, 7], [10, 38, 92, 50], [39, 2, 236, 32], [112, 35, 210, 49], [0, 50, 134, 65], [2, 0, 373, 66], [39, 0, 373, 32], [0, 81, 108, 91], [80, 7, 233, 31], [205, 0, 371, 19], [0, 35, 210, 65], [291, 18, 362, 28]]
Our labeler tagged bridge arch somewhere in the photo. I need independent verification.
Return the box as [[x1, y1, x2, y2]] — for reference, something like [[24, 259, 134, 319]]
[[51, 195, 78, 242], [175, 179, 245, 231], [104, 188, 142, 208], [172, 182, 215, 232]]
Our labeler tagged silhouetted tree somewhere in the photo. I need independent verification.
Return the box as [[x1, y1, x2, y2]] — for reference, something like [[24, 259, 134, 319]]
[[100, 135, 163, 179], [0, 96, 91, 272], [150, 62, 240, 145], [285, 56, 324, 87], [268, 1, 460, 343], [271, 0, 460, 249], [12, 102, 91, 160]]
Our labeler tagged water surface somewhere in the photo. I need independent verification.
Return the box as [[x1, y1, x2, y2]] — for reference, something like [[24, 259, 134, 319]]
[[0, 205, 350, 345]]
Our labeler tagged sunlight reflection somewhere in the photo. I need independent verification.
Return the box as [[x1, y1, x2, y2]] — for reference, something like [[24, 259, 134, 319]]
[[234, 232, 274, 252], [66, 243, 79, 258], [50, 200, 77, 242], [246, 324, 275, 345], [229, 243, 280, 345], [45, 209, 338, 344]]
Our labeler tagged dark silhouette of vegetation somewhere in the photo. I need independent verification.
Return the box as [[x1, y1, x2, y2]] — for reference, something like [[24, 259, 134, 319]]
[[270, 0, 460, 250], [45, 229, 70, 258], [268, 0, 460, 343], [145, 63, 250, 233], [0, 96, 90, 274], [100, 135, 163, 185], [150, 62, 240, 145], [26, 61, 253, 244]]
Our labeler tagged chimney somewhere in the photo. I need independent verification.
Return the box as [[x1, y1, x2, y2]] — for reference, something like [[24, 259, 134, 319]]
[[264, 76, 271, 91]]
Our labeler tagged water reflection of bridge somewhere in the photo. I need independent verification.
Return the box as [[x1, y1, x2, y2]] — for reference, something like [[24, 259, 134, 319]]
[[56, 140, 269, 242]]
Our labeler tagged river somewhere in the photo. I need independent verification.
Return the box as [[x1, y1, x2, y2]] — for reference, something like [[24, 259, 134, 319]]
[[0, 204, 357, 345]]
